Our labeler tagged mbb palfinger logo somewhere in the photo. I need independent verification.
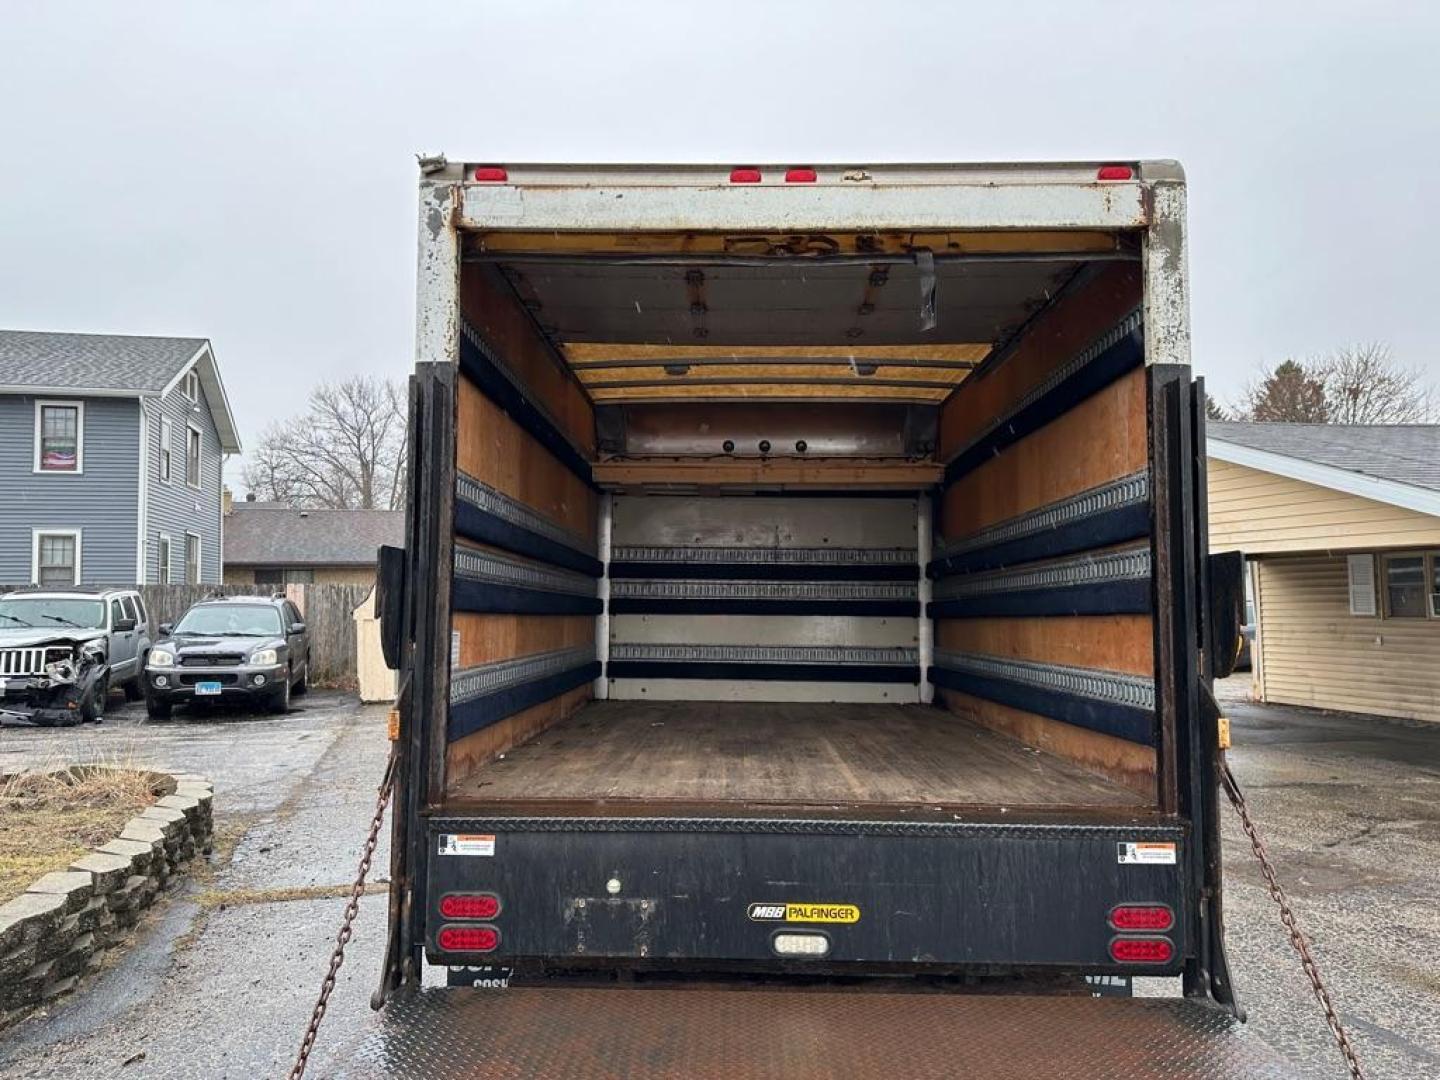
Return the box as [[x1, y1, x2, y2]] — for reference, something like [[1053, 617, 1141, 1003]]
[[747, 902, 860, 924]]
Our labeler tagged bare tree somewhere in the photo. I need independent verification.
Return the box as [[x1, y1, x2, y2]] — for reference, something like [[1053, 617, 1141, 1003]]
[[241, 376, 408, 509], [1318, 342, 1436, 424], [1238, 359, 1329, 423]]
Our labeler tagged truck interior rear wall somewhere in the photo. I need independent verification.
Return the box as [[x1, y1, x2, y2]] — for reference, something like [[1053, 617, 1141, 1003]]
[[435, 249, 1165, 812]]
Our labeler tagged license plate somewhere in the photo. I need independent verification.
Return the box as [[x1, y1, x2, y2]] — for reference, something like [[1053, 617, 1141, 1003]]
[[195, 681, 223, 696]]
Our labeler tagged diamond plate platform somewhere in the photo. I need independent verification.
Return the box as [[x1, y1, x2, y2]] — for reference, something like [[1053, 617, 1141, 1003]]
[[325, 987, 1302, 1079]]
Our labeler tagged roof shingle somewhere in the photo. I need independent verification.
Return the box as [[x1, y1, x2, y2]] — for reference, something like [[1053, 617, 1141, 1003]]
[[0, 329, 207, 392], [1208, 422, 1440, 494], [223, 505, 403, 567]]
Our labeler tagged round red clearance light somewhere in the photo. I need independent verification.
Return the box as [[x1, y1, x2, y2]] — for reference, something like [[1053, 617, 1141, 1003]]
[[473, 166, 509, 182], [438, 925, 499, 952], [440, 893, 501, 920], [1109, 937, 1174, 964], [729, 167, 763, 183], [784, 167, 818, 183], [1109, 904, 1174, 932], [1096, 165, 1133, 181]]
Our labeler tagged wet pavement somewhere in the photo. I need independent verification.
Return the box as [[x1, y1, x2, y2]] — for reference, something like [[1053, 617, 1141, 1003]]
[[1213, 676, 1440, 1080], [0, 682, 1435, 1079]]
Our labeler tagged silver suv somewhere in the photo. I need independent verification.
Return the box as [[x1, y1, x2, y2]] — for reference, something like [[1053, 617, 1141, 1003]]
[[0, 587, 155, 705]]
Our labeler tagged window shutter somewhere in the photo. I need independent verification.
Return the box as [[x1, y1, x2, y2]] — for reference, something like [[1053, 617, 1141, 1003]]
[[1347, 554, 1377, 616]]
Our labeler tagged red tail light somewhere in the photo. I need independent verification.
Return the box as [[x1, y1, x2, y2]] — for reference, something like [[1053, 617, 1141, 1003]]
[[729, 167, 762, 183], [1096, 165, 1133, 181], [473, 166, 509, 182], [784, 168, 817, 183], [1109, 904, 1174, 932], [1109, 937, 1174, 964], [440, 893, 501, 920], [438, 925, 499, 952]]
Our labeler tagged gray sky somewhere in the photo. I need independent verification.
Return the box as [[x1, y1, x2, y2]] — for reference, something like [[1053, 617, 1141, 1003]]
[[4, 1, 1437, 473]]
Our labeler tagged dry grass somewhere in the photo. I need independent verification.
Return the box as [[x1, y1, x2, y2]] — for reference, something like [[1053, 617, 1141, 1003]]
[[0, 764, 163, 905]]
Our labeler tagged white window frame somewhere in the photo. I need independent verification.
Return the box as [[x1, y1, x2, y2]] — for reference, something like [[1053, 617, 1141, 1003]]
[[31, 528, 82, 586], [184, 532, 202, 585], [183, 369, 200, 402], [186, 422, 202, 490], [158, 532, 173, 584], [33, 399, 85, 475], [159, 416, 174, 483]]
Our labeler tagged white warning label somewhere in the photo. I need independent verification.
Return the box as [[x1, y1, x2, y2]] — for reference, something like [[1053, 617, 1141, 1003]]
[[439, 833, 495, 857], [1117, 841, 1177, 865]]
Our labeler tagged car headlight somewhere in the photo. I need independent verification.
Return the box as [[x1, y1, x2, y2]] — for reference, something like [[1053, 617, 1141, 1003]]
[[251, 648, 278, 666], [150, 650, 175, 668]]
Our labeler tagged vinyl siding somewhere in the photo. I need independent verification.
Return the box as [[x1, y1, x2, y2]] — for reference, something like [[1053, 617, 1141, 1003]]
[[0, 393, 140, 583], [1255, 554, 1440, 722], [1208, 458, 1440, 554], [142, 378, 224, 583]]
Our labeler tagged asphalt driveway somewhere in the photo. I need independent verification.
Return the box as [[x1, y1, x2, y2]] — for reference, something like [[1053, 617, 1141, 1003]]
[[0, 683, 1436, 1079]]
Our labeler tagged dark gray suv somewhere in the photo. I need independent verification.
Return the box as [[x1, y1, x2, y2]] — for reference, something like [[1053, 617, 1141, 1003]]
[[145, 595, 311, 719]]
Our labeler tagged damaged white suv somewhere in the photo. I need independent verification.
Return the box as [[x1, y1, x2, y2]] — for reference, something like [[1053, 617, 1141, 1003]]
[[0, 587, 153, 727]]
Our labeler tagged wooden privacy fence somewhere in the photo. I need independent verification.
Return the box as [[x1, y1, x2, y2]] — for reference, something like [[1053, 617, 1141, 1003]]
[[0, 582, 376, 688]]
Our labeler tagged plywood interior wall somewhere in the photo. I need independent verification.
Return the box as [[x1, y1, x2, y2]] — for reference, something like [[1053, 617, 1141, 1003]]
[[446, 269, 601, 792], [932, 265, 1154, 798]]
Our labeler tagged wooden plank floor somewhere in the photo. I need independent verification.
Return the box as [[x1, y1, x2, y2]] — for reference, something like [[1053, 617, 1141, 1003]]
[[454, 701, 1143, 808]]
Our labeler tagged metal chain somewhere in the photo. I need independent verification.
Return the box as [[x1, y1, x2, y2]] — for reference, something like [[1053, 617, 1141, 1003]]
[[1220, 760, 1368, 1080], [288, 751, 397, 1080]]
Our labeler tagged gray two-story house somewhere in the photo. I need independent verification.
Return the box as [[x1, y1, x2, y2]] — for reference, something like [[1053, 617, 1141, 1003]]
[[0, 330, 241, 586]]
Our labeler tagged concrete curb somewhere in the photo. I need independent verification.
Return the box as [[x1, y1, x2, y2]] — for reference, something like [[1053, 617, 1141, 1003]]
[[0, 773, 214, 1028]]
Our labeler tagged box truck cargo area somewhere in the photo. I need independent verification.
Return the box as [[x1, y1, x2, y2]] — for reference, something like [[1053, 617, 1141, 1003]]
[[386, 163, 1228, 1004], [440, 247, 1158, 815]]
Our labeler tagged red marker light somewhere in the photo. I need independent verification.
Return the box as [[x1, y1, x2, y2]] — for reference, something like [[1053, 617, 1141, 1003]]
[[439, 893, 501, 920], [729, 167, 762, 183], [473, 166, 509, 182], [438, 925, 499, 952], [1109, 905, 1174, 932], [784, 168, 818, 183], [1109, 937, 1174, 964], [1096, 165, 1133, 181]]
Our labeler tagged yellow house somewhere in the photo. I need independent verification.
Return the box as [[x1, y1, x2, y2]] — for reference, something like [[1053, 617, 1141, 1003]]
[[221, 499, 402, 586], [1207, 422, 1440, 722]]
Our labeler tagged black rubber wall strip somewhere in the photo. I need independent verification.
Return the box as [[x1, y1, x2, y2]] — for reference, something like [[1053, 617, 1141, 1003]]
[[455, 499, 603, 578], [459, 330, 596, 489], [453, 578, 603, 616], [447, 662, 602, 743], [609, 562, 919, 582], [943, 326, 1143, 488], [929, 503, 1151, 579], [606, 661, 921, 684], [928, 665, 1156, 746], [608, 598, 920, 617], [928, 579, 1152, 619]]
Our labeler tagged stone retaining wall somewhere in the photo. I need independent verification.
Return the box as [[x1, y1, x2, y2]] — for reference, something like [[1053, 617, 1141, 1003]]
[[0, 774, 214, 1028]]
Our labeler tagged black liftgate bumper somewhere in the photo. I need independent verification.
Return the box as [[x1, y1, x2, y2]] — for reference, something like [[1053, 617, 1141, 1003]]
[[421, 816, 1191, 974], [327, 987, 1300, 1079]]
